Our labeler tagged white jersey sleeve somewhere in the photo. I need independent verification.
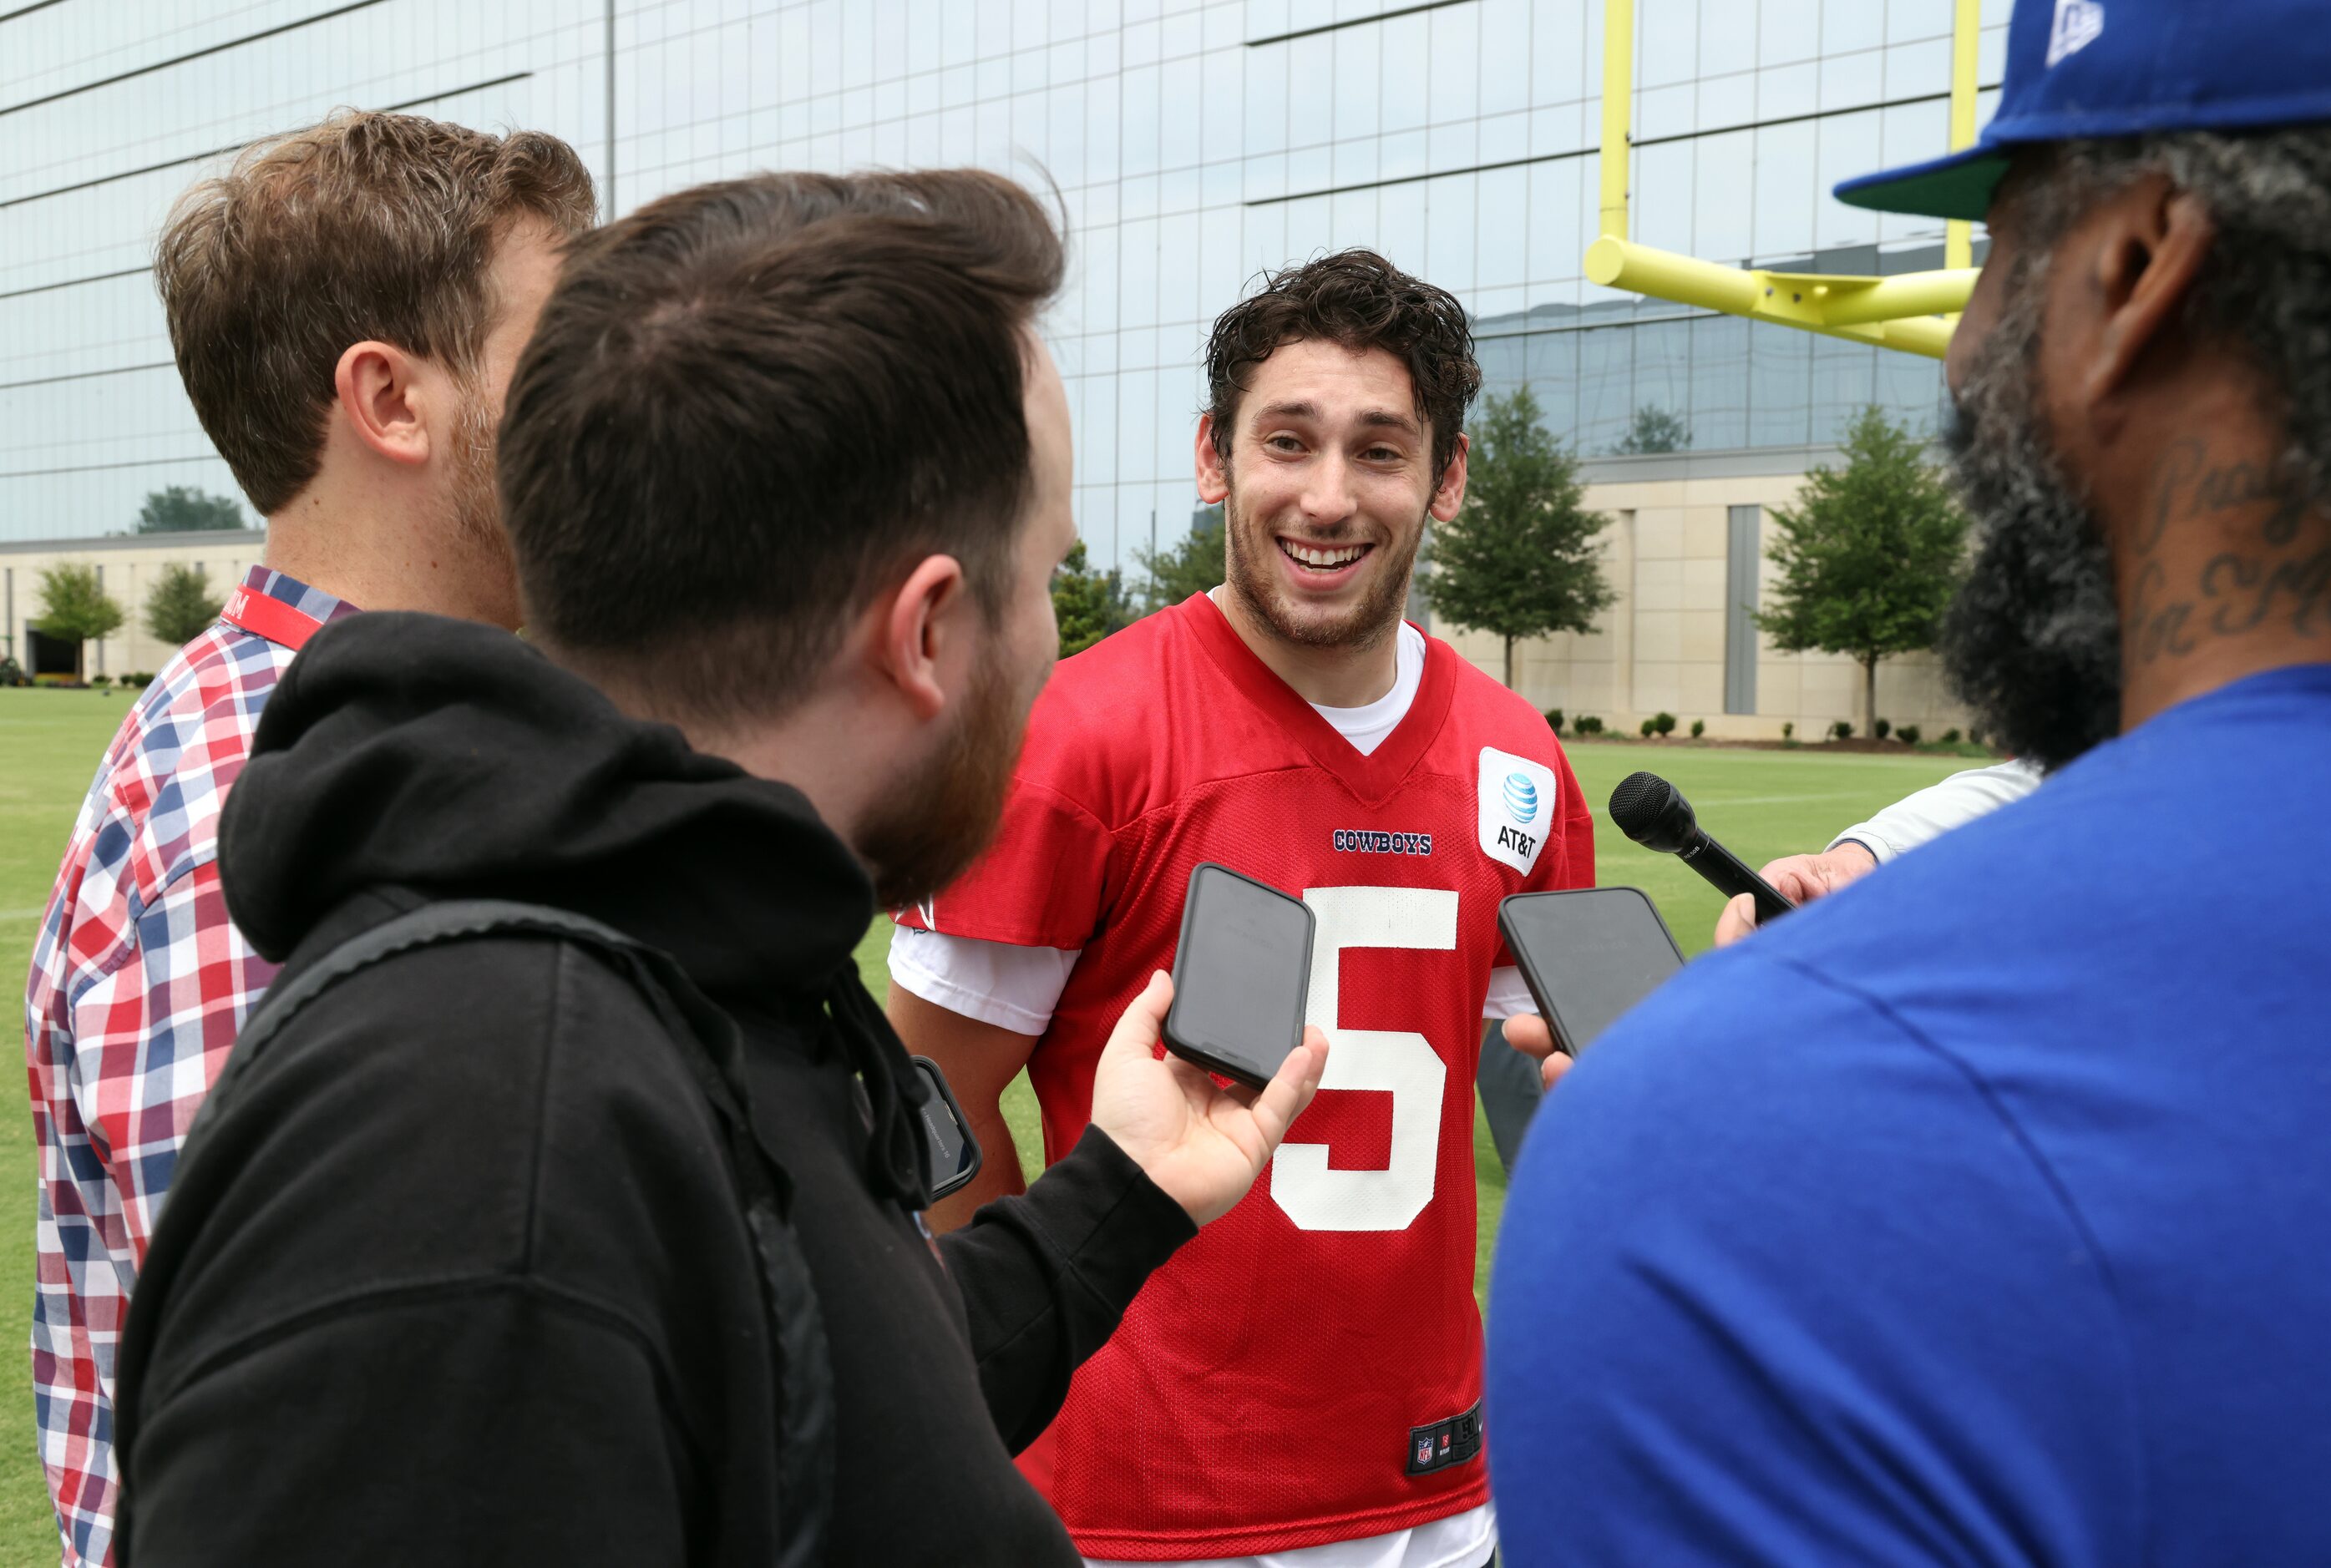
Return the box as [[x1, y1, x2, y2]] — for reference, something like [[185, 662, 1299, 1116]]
[[1484, 967, 1534, 1020], [886, 924, 1081, 1036], [1828, 758, 2045, 865]]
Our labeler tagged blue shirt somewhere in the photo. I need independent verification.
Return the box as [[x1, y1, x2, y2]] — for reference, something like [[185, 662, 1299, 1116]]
[[1487, 663, 2331, 1566]]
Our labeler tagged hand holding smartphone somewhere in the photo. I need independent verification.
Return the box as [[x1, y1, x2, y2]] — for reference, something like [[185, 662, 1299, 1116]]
[[1162, 863, 1314, 1090]]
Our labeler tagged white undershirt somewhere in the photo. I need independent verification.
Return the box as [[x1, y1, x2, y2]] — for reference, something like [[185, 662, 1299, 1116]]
[[891, 609, 1504, 1568], [1082, 1505, 1494, 1568], [1305, 609, 1428, 758]]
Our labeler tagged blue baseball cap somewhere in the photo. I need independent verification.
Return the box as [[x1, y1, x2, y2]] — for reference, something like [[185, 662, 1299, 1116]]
[[1837, 0, 2331, 220]]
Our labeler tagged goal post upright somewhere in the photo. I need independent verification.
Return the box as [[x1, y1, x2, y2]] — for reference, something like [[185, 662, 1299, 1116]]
[[1597, 0, 1634, 246], [1583, 0, 1985, 360], [1945, 0, 1982, 277]]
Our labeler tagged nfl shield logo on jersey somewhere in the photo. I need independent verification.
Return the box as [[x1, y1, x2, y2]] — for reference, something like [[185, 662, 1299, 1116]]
[[1477, 746, 1558, 873], [1416, 1437, 1435, 1468]]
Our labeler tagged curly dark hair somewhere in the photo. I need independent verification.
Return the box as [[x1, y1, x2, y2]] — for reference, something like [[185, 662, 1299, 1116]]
[[1204, 249, 1481, 483]]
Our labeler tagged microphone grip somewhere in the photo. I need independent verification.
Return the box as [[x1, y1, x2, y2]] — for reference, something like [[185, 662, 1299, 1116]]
[[1680, 832, 1798, 924]]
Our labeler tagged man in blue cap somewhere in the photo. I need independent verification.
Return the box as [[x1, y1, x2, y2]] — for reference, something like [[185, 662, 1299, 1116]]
[[1487, 1, 2331, 1560]]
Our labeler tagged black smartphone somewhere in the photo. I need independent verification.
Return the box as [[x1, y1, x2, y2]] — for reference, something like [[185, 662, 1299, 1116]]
[[1163, 862, 1315, 1091], [910, 1055, 984, 1201], [1497, 888, 1685, 1056]]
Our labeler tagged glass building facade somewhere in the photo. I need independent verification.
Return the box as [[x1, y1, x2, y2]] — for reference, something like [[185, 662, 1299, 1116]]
[[1, 0, 2009, 566]]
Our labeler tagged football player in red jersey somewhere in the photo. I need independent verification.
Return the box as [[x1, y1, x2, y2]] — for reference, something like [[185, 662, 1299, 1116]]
[[889, 250, 1594, 1568]]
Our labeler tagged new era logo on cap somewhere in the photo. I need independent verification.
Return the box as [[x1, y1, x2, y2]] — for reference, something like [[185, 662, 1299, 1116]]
[[1837, 0, 2331, 223], [2047, 0, 2104, 66]]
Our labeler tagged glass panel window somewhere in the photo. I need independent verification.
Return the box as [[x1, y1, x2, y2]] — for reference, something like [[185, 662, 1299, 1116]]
[[1752, 121, 1819, 259], [1639, 0, 1699, 88], [1427, 3, 1482, 126], [1477, 0, 1530, 115], [1808, 336, 1878, 445], [1757, 0, 1821, 68], [1820, 0, 1885, 56], [1381, 11, 1431, 134], [1747, 330, 1813, 448], [1526, 157, 1584, 285], [1526, 328, 1583, 449], [1692, 130, 1755, 261], [1575, 325, 1634, 456], [1476, 165, 1528, 290], [1688, 316, 1751, 450], [1331, 27, 1380, 142], [1533, 0, 1590, 108], [1287, 33, 1332, 149], [1630, 317, 1693, 440]]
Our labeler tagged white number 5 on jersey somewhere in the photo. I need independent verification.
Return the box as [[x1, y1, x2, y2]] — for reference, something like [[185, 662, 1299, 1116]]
[[1269, 886, 1458, 1232]]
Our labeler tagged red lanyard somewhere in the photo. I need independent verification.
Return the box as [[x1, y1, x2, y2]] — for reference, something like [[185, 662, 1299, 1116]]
[[219, 584, 327, 652]]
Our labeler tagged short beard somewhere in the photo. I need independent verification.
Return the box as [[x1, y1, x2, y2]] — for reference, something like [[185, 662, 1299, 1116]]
[[1938, 250, 2125, 773], [448, 379, 517, 564], [858, 636, 1032, 910], [1221, 478, 1422, 653]]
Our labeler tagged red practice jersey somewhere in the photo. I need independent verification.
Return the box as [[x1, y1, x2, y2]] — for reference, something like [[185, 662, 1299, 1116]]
[[899, 593, 1594, 1560]]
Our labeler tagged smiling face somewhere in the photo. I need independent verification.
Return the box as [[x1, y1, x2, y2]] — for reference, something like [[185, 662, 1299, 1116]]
[[1197, 338, 1468, 650]]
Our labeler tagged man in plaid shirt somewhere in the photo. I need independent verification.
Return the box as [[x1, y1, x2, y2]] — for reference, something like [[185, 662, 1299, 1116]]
[[21, 112, 594, 1566]]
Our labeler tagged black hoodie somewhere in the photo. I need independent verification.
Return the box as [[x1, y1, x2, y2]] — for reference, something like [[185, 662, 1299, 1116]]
[[112, 613, 1195, 1566]]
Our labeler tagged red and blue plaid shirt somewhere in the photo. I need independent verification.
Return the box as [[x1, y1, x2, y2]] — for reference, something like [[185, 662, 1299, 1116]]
[[22, 567, 357, 1567]]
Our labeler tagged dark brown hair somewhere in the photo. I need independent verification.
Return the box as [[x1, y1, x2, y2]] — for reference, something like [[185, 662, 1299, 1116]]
[[155, 110, 596, 515], [498, 169, 1066, 723], [1204, 249, 1481, 482]]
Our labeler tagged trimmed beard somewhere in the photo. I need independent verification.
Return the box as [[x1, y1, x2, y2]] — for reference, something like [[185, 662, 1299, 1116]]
[[447, 377, 519, 579], [858, 635, 1031, 910], [1221, 479, 1424, 653], [1938, 249, 2125, 774]]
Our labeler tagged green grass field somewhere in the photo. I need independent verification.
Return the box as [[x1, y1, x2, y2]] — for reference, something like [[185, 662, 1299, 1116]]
[[0, 686, 1982, 1565]]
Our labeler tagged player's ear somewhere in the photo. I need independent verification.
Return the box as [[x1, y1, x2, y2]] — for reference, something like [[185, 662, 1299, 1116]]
[[873, 554, 970, 721], [1428, 432, 1469, 522], [1194, 416, 1231, 504]]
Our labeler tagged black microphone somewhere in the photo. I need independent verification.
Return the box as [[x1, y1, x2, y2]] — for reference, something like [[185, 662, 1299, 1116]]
[[1608, 771, 1796, 925]]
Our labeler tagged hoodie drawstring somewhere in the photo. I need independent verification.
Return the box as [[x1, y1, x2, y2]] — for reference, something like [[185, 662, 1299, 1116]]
[[826, 973, 935, 1211]]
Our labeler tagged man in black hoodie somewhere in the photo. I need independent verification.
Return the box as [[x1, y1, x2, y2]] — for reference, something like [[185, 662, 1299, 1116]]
[[109, 170, 1328, 1565]]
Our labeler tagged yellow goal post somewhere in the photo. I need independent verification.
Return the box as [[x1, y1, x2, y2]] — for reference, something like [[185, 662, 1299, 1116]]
[[1586, 0, 1983, 360]]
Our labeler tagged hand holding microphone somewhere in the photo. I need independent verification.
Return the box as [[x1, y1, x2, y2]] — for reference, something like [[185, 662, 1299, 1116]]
[[1710, 841, 1879, 945], [1607, 772, 1796, 926]]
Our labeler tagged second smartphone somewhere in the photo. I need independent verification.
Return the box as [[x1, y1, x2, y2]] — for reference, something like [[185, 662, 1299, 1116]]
[[1497, 887, 1685, 1056]]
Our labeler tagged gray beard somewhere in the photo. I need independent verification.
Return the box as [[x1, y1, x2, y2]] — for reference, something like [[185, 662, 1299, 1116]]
[[1938, 252, 2125, 774]]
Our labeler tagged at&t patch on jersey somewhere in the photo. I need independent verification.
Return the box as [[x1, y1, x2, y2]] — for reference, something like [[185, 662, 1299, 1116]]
[[1477, 746, 1558, 873]]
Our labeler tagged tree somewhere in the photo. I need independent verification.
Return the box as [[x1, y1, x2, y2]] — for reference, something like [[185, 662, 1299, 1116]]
[[1134, 504, 1226, 613], [1756, 406, 1969, 734], [136, 486, 246, 534], [33, 564, 125, 680], [1053, 541, 1134, 656], [1421, 386, 1615, 688], [144, 562, 225, 646], [1614, 404, 1690, 455]]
